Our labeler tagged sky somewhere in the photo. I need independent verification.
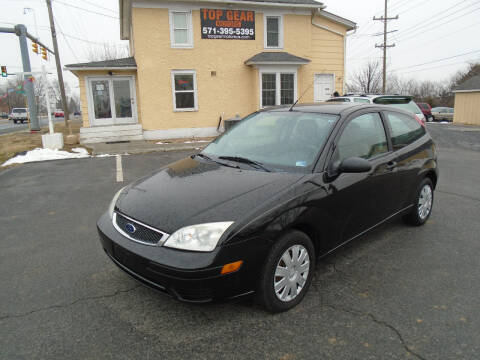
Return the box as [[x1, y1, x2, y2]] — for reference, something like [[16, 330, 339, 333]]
[[1, 0, 479, 95]]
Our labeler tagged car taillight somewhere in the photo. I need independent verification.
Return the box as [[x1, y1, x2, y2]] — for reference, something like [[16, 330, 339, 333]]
[[414, 114, 426, 128]]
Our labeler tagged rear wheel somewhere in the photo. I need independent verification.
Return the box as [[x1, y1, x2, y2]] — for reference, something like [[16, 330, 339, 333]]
[[257, 230, 315, 313], [13, 120, 17, 124], [404, 178, 434, 226]]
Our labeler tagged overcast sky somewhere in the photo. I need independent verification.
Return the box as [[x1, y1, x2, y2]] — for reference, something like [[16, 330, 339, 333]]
[[1, 0, 479, 95]]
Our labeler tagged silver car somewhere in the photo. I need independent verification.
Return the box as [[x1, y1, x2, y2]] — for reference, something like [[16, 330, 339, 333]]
[[431, 107, 454, 122], [327, 95, 426, 124]]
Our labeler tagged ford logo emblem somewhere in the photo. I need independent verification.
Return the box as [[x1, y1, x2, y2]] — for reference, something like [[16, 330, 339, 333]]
[[125, 223, 136, 234]]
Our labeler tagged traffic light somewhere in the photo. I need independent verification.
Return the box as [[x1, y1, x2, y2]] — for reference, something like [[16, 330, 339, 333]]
[[41, 47, 47, 60], [1, 66, 7, 77], [32, 42, 39, 54]]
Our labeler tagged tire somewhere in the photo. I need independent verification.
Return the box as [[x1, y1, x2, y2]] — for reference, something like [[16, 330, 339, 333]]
[[13, 120, 17, 124], [257, 230, 315, 313], [403, 178, 434, 226]]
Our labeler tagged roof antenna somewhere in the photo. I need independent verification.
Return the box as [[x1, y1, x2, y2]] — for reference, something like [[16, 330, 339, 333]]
[[289, 81, 315, 111]]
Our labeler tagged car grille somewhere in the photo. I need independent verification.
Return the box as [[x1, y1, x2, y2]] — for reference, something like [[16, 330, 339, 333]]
[[114, 212, 167, 245]]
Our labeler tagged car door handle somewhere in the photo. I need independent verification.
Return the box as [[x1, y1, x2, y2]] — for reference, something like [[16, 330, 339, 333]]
[[386, 161, 397, 170]]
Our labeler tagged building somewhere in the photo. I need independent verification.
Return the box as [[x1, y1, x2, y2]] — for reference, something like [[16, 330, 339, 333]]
[[453, 75, 480, 125], [66, 0, 356, 144]]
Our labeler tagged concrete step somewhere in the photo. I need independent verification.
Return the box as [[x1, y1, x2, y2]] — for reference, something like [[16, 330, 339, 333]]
[[80, 124, 142, 134], [79, 124, 143, 144], [80, 134, 144, 144]]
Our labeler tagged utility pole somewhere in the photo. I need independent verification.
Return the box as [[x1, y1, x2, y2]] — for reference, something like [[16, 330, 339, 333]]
[[374, 0, 398, 94], [46, 0, 71, 134]]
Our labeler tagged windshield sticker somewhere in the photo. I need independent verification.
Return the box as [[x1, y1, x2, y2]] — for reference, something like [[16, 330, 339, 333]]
[[296, 161, 307, 167]]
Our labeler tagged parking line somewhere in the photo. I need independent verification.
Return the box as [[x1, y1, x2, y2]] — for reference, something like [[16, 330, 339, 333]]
[[116, 154, 123, 182]]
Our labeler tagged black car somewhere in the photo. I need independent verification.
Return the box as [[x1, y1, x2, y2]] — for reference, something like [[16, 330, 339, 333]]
[[97, 103, 438, 312]]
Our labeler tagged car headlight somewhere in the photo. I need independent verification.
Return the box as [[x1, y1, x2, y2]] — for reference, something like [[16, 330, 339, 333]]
[[108, 186, 126, 218], [163, 222, 234, 252]]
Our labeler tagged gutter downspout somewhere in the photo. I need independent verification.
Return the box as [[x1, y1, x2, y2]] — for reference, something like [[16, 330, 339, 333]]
[[311, 9, 357, 95]]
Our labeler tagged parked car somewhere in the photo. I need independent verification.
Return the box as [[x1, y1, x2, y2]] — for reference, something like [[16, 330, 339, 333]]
[[97, 103, 438, 312], [1, 112, 8, 119], [73, 110, 81, 116], [416, 102, 433, 122], [327, 95, 426, 124], [54, 109, 64, 118], [9, 108, 28, 123], [431, 107, 454, 122]]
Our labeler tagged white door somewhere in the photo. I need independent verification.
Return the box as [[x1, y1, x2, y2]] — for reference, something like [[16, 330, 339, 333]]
[[88, 76, 137, 126], [314, 74, 335, 102]]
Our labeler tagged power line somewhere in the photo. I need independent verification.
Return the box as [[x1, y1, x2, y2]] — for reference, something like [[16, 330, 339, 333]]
[[54, 0, 119, 20], [54, 15, 79, 62], [78, 0, 118, 14], [391, 49, 480, 72], [396, 5, 480, 44], [396, 0, 476, 40], [395, 58, 480, 75]]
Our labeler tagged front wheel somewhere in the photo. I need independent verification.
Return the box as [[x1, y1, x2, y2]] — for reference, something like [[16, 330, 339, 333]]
[[404, 178, 434, 226], [257, 230, 315, 313]]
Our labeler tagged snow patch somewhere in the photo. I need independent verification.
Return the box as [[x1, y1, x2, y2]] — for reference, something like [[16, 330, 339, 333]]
[[183, 140, 210, 143], [2, 147, 90, 167]]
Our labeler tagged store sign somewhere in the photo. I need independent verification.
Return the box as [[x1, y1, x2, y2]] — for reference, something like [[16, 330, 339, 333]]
[[200, 8, 255, 40]]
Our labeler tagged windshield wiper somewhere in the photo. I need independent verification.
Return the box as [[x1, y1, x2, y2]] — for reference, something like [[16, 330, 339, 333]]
[[193, 153, 240, 169], [218, 156, 271, 172]]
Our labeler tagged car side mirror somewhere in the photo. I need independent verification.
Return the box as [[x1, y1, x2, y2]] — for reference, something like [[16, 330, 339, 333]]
[[338, 157, 372, 174]]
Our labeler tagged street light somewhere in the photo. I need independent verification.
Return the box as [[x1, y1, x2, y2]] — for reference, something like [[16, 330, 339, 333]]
[[23, 7, 39, 41]]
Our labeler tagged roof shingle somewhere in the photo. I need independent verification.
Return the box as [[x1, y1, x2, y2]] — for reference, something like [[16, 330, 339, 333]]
[[245, 52, 310, 65], [454, 75, 480, 92], [65, 57, 136, 69]]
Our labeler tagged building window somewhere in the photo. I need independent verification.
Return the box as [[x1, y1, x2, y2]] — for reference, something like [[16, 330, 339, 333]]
[[262, 73, 276, 107], [261, 72, 296, 107], [264, 15, 283, 48], [171, 71, 197, 111], [280, 74, 294, 105], [169, 11, 193, 48]]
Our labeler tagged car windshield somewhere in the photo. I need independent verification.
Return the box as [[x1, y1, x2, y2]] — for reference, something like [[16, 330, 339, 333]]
[[202, 111, 339, 172], [13, 109, 26, 113]]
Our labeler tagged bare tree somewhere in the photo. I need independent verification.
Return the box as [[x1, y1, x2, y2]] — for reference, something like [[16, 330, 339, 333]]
[[87, 43, 129, 61], [347, 61, 382, 94]]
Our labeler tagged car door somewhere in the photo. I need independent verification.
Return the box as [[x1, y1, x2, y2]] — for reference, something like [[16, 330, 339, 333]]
[[320, 110, 398, 246], [382, 110, 428, 209]]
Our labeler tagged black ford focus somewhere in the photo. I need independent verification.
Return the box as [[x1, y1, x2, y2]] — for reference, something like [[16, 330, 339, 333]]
[[97, 103, 438, 312]]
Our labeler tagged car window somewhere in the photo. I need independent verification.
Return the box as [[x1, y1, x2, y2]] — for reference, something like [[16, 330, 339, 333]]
[[336, 113, 388, 162], [385, 111, 426, 150], [327, 98, 350, 102], [354, 98, 370, 103], [448, 108, 454, 113], [13, 109, 26, 113]]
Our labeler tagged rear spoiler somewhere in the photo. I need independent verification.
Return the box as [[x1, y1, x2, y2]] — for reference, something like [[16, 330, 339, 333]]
[[373, 96, 413, 104]]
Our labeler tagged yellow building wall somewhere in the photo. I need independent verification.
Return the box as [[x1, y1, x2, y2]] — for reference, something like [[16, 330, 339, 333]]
[[73, 69, 140, 128], [132, 7, 348, 132], [453, 92, 480, 125]]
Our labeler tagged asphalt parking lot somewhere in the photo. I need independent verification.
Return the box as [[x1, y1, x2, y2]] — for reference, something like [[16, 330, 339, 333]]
[[1, 123, 479, 359]]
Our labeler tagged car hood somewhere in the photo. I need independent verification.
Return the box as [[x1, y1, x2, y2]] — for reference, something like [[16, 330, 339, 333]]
[[116, 157, 305, 234]]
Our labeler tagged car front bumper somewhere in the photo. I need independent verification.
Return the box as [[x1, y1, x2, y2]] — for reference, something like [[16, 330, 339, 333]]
[[97, 213, 267, 303]]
